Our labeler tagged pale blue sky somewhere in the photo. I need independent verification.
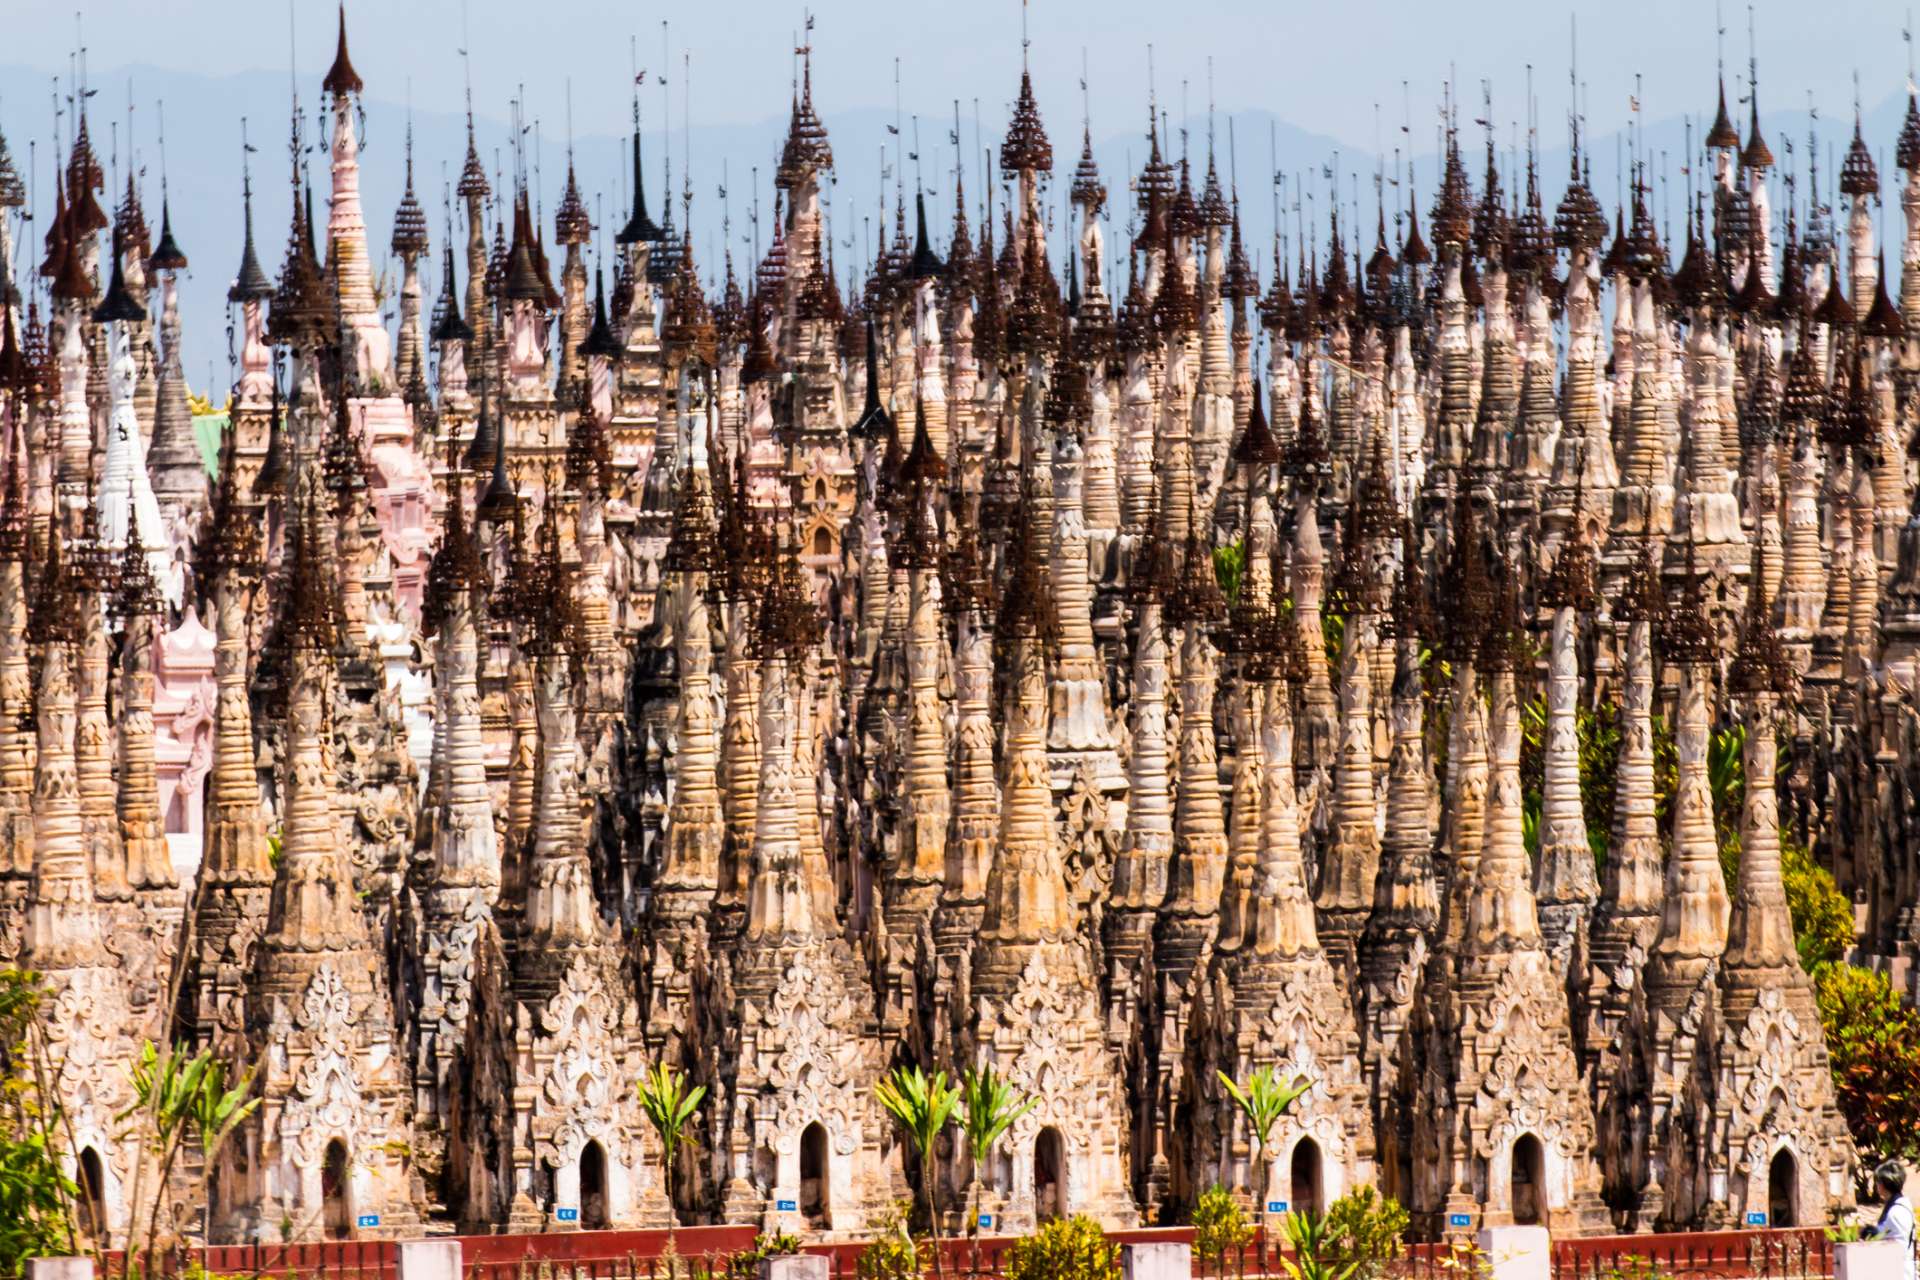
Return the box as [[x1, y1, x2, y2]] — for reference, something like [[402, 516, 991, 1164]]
[[4, 0, 1916, 387], [8, 0, 1912, 155]]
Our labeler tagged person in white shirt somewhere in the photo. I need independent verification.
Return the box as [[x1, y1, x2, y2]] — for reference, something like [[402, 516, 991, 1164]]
[[1869, 1160, 1916, 1280]]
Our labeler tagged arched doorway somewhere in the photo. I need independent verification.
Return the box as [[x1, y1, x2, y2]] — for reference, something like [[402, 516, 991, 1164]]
[[1768, 1149, 1798, 1227], [1290, 1138, 1323, 1217], [580, 1140, 608, 1229], [322, 1139, 351, 1239], [76, 1147, 106, 1241], [1034, 1127, 1066, 1222], [1511, 1134, 1545, 1226], [799, 1123, 828, 1228]]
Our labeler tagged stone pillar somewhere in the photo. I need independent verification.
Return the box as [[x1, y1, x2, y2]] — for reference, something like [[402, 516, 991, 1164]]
[[1835, 1243, 1910, 1280], [1475, 1227, 1550, 1280], [396, 1241, 462, 1280], [26, 1262, 93, 1280], [758, 1256, 829, 1280], [1122, 1243, 1191, 1280]]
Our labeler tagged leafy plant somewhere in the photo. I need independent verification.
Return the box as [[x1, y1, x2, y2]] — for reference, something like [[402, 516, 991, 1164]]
[[1213, 541, 1247, 607], [1003, 1216, 1118, 1280], [1217, 1067, 1311, 1240], [1279, 1209, 1359, 1280], [1433, 1244, 1493, 1280], [187, 1054, 260, 1246], [636, 1063, 707, 1249], [1825, 1223, 1863, 1244], [1783, 836, 1853, 971], [1322, 611, 1344, 672], [1320, 1188, 1409, 1280], [0, 1128, 76, 1275], [959, 1066, 1034, 1246], [1814, 964, 1920, 1161], [1191, 1184, 1252, 1266], [875, 1066, 961, 1254], [728, 1233, 804, 1280], [856, 1201, 925, 1280], [0, 969, 76, 1273], [119, 1041, 219, 1259], [1708, 723, 1747, 858], [1590, 1257, 1677, 1280]]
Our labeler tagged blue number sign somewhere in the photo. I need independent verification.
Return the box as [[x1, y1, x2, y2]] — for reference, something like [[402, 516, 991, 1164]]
[[777, 1199, 799, 1212], [1448, 1213, 1472, 1228], [1267, 1201, 1289, 1213], [978, 1214, 993, 1229], [1746, 1212, 1769, 1226], [356, 1214, 381, 1229], [556, 1207, 580, 1222]]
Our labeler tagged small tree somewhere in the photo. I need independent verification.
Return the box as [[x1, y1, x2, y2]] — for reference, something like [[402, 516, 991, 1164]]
[[875, 1066, 961, 1270], [187, 1056, 260, 1245], [0, 969, 77, 1272], [1217, 1067, 1311, 1243], [1192, 1184, 1253, 1269], [1321, 1188, 1409, 1280], [1004, 1216, 1118, 1280], [1814, 965, 1920, 1161], [958, 1065, 1034, 1245], [636, 1063, 707, 1252], [119, 1041, 212, 1258]]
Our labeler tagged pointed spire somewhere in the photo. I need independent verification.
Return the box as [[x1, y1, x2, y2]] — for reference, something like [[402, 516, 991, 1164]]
[[1900, 92, 1920, 173], [431, 242, 471, 343], [617, 132, 664, 245], [851, 316, 893, 443], [1071, 125, 1105, 211], [906, 189, 945, 280], [1841, 110, 1879, 197], [1706, 76, 1740, 150], [322, 2, 364, 98], [1742, 86, 1774, 170], [391, 134, 430, 259], [91, 247, 145, 324], [554, 162, 591, 246], [580, 268, 620, 358], [1001, 69, 1053, 174], [503, 194, 548, 302], [231, 174, 273, 301], [775, 46, 834, 188]]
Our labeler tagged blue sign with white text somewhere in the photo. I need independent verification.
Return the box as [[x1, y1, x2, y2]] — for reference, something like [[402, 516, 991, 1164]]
[[979, 1214, 993, 1228], [1448, 1213, 1472, 1228], [357, 1214, 380, 1229], [556, 1207, 580, 1222], [777, 1199, 799, 1212], [1268, 1201, 1289, 1213], [1746, 1212, 1769, 1226]]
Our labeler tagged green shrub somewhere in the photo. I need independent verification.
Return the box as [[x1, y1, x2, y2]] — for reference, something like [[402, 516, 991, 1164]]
[[856, 1201, 924, 1280], [1591, 1257, 1676, 1280], [1321, 1188, 1409, 1280], [728, 1233, 805, 1280], [0, 968, 75, 1273], [1213, 542, 1247, 607], [1191, 1184, 1252, 1264], [1814, 964, 1920, 1161], [1004, 1216, 1118, 1280], [1279, 1210, 1357, 1280], [1783, 837, 1854, 971]]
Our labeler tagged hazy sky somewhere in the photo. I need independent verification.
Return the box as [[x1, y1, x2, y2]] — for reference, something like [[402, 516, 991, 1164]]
[[6, 0, 1918, 388], [8, 0, 1916, 157]]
